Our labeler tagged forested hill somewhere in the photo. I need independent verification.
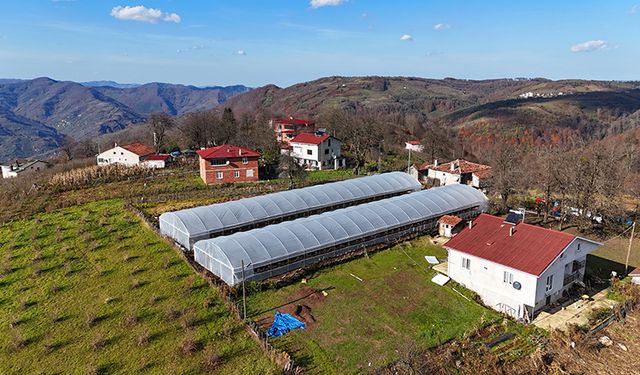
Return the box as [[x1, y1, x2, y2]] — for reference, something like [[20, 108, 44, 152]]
[[223, 76, 640, 147], [0, 78, 250, 162]]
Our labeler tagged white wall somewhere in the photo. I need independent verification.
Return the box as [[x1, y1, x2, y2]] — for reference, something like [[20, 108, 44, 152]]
[[1, 165, 16, 178], [427, 169, 460, 186], [142, 160, 166, 169], [447, 248, 538, 318], [96, 146, 141, 166], [290, 137, 342, 170], [534, 238, 600, 310]]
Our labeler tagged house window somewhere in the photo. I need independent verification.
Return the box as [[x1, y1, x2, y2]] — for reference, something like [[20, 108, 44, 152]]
[[503, 271, 514, 284], [560, 252, 565, 259], [234, 170, 240, 178], [211, 158, 228, 166], [545, 274, 554, 292], [328, 139, 331, 146], [576, 243, 581, 253], [461, 257, 471, 270], [242, 157, 248, 164], [324, 149, 329, 155], [216, 171, 223, 180], [246, 169, 254, 177], [307, 149, 313, 155]]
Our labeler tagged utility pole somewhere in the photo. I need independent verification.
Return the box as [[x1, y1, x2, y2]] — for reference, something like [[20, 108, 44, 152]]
[[241, 259, 247, 320], [407, 148, 411, 174], [625, 221, 636, 275]]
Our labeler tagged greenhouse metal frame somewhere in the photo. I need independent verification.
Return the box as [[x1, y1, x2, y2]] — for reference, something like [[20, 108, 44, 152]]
[[193, 184, 488, 286], [159, 172, 421, 249]]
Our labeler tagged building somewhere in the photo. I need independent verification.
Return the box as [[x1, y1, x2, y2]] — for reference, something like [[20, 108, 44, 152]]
[[288, 132, 344, 170], [271, 118, 316, 143], [96, 143, 155, 166], [1, 160, 49, 178], [405, 140, 424, 152], [444, 214, 601, 320], [197, 144, 260, 185], [142, 154, 171, 169], [438, 215, 463, 237], [630, 267, 640, 285], [160, 172, 422, 250], [412, 159, 492, 188], [193, 184, 488, 286]]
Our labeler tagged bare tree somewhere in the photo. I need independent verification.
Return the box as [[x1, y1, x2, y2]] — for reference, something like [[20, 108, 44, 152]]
[[278, 154, 307, 189], [180, 111, 215, 149], [149, 112, 175, 153], [487, 143, 526, 212]]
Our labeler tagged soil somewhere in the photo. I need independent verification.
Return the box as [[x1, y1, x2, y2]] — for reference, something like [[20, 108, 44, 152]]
[[256, 286, 326, 330]]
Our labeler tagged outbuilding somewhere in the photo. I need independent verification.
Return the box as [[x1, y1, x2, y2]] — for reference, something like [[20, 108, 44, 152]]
[[438, 215, 463, 237]]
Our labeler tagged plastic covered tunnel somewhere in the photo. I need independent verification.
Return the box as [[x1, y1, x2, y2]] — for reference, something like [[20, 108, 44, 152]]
[[194, 184, 488, 286], [159, 172, 421, 249]]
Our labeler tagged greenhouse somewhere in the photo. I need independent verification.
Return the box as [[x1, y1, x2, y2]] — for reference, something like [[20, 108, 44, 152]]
[[193, 184, 488, 286], [159, 172, 421, 249]]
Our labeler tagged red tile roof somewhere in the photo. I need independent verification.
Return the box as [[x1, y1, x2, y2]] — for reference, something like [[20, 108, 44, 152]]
[[426, 159, 491, 175], [630, 266, 640, 277], [444, 214, 576, 276], [144, 154, 171, 161], [473, 169, 493, 179], [273, 118, 315, 126], [406, 140, 422, 145], [289, 132, 331, 145], [121, 143, 155, 157], [439, 215, 463, 226], [197, 145, 260, 159]]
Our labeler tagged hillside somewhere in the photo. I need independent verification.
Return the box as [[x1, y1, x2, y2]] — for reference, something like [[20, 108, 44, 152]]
[[0, 78, 250, 162]]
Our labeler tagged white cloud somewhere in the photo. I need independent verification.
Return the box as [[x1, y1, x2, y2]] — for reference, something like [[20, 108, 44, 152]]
[[570, 40, 607, 53], [400, 34, 413, 41], [433, 23, 451, 31], [110, 5, 181, 24], [237, 50, 246, 56], [630, 5, 639, 14], [310, 0, 346, 9]]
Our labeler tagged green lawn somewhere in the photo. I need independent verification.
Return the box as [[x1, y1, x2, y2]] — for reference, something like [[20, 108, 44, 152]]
[[0, 200, 277, 374], [246, 237, 500, 374]]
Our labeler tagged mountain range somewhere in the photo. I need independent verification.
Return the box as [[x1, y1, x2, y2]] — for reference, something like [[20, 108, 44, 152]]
[[2, 75, 640, 163], [0, 77, 250, 162]]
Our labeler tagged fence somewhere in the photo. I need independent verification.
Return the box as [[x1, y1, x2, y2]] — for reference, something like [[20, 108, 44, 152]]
[[125, 203, 301, 374]]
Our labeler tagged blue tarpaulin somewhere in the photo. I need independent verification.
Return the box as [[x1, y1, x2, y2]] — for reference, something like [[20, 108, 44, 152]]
[[267, 311, 305, 337]]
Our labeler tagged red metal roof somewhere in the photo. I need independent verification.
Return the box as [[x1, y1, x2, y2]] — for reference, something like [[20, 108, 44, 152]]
[[630, 266, 640, 277], [439, 215, 463, 226], [273, 118, 315, 126], [406, 140, 422, 145], [289, 132, 331, 145], [444, 214, 576, 276], [197, 145, 260, 159], [121, 143, 155, 157], [144, 154, 171, 161]]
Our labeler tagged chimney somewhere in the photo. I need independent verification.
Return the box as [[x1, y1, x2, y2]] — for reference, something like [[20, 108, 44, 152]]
[[434, 159, 438, 167], [509, 226, 515, 237], [450, 161, 457, 172], [468, 221, 473, 229]]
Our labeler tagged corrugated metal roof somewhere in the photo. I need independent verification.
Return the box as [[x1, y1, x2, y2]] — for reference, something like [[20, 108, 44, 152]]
[[444, 214, 576, 276]]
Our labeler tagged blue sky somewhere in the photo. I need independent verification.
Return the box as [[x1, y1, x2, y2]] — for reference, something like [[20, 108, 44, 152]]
[[0, 1, 639, 87]]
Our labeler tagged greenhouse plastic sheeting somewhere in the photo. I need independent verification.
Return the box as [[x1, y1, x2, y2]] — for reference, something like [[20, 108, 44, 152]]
[[194, 184, 488, 286], [159, 172, 421, 249]]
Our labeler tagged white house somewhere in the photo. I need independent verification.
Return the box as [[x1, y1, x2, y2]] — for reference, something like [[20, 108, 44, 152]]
[[97, 143, 155, 166], [141, 154, 171, 169], [444, 214, 601, 321], [424, 159, 492, 188], [405, 140, 424, 152], [438, 215, 463, 238], [288, 132, 345, 170], [630, 267, 640, 285], [1, 160, 49, 178]]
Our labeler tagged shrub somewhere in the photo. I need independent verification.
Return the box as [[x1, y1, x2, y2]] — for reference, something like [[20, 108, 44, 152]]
[[86, 312, 98, 327], [92, 334, 108, 351], [137, 328, 151, 347], [50, 164, 155, 191], [124, 310, 139, 326], [165, 306, 181, 320], [11, 330, 27, 351], [202, 345, 223, 371], [181, 313, 196, 329], [179, 332, 199, 355]]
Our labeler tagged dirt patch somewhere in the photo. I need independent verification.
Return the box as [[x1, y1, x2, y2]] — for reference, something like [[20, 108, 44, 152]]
[[255, 286, 326, 330]]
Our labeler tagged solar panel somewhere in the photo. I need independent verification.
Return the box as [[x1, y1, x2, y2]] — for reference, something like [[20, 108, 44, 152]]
[[504, 212, 523, 225]]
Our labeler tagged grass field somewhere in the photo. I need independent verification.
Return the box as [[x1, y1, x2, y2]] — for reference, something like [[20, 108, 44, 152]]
[[246, 237, 501, 374], [0, 200, 277, 374]]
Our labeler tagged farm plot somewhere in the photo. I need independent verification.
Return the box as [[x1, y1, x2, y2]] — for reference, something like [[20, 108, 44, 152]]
[[246, 237, 501, 374], [0, 200, 276, 374]]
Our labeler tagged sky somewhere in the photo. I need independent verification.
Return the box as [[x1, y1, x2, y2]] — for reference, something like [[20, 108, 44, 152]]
[[0, 1, 639, 87]]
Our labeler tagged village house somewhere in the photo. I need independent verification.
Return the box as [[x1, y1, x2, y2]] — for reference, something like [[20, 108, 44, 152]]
[[96, 143, 156, 167], [405, 140, 424, 152], [197, 144, 260, 185], [444, 214, 601, 320], [142, 154, 172, 169], [270, 118, 316, 144], [288, 132, 344, 170], [1, 160, 50, 178], [438, 215, 463, 238], [630, 267, 640, 285], [410, 159, 492, 189]]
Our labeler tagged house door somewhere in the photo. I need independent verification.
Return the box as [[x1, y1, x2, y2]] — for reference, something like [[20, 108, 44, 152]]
[[545, 295, 551, 305]]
